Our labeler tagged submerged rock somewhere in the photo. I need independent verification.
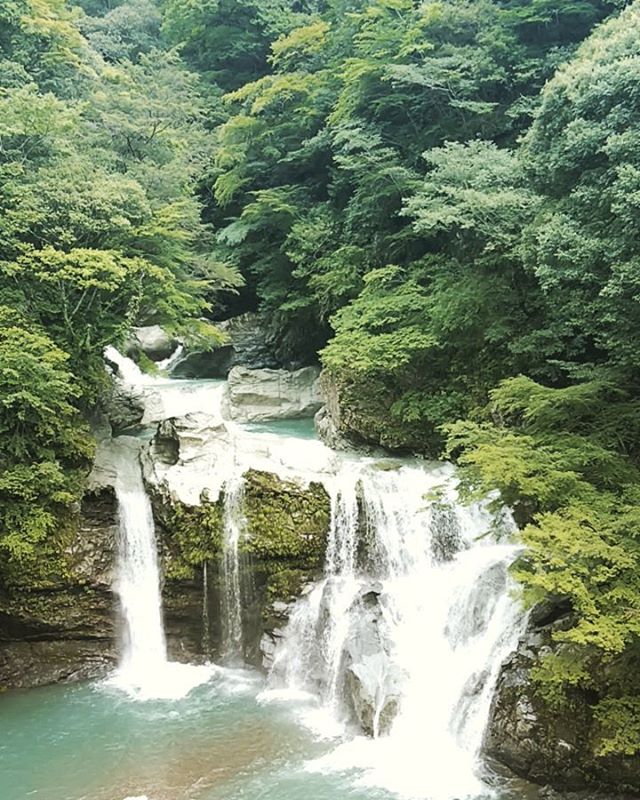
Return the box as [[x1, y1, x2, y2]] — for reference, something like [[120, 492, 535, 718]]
[[222, 365, 323, 422]]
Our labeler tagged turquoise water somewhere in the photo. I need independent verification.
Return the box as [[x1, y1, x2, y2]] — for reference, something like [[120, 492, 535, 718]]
[[0, 669, 383, 800], [0, 667, 539, 800], [242, 417, 317, 439]]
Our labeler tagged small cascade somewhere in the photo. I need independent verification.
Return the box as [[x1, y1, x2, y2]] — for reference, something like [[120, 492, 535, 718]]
[[220, 475, 248, 663], [202, 560, 211, 655], [109, 438, 212, 699], [266, 460, 525, 799]]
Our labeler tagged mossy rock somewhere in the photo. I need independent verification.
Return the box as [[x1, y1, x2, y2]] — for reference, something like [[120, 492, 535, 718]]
[[160, 497, 224, 580], [242, 470, 330, 566], [0, 586, 113, 640]]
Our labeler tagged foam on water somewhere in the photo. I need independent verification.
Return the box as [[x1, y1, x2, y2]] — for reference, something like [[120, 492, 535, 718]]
[[267, 460, 525, 800]]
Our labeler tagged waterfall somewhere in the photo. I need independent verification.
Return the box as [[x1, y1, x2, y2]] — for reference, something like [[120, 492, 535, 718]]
[[220, 475, 247, 663], [114, 440, 167, 675], [202, 561, 211, 655], [265, 460, 525, 799], [108, 438, 212, 700]]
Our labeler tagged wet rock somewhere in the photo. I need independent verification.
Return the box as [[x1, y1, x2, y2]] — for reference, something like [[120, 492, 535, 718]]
[[0, 490, 118, 689], [0, 640, 115, 689], [222, 365, 323, 422], [486, 618, 640, 794], [430, 502, 465, 562], [314, 371, 352, 450], [342, 586, 404, 736], [127, 325, 178, 362], [104, 379, 146, 433]]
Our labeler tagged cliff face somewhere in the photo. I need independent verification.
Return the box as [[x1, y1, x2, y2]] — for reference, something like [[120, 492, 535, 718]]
[[0, 456, 331, 687], [486, 607, 640, 795], [0, 489, 117, 689]]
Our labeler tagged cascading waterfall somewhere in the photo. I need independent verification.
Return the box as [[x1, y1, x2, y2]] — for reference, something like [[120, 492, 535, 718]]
[[109, 438, 212, 700], [220, 475, 248, 662], [113, 440, 167, 677], [202, 560, 211, 655], [266, 460, 525, 800]]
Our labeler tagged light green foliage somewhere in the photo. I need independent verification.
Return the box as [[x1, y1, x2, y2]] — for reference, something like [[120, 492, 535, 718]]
[[0, 0, 239, 587], [447, 374, 640, 756], [0, 309, 92, 586]]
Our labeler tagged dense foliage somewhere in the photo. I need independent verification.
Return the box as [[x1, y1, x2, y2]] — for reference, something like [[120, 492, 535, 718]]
[[160, 0, 640, 759], [0, 0, 239, 585], [3, 0, 640, 765]]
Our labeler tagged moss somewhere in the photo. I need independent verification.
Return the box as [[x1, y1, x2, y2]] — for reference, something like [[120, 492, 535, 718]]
[[242, 470, 329, 566], [266, 568, 310, 603], [0, 585, 112, 638], [162, 499, 224, 580]]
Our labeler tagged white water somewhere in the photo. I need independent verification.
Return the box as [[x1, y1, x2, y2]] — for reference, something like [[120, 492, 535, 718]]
[[265, 460, 525, 800], [102, 347, 525, 797], [220, 475, 247, 662], [108, 439, 212, 700]]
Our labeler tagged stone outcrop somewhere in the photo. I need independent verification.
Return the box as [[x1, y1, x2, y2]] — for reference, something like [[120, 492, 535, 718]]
[[342, 585, 403, 736], [0, 488, 118, 690], [486, 606, 640, 795], [223, 365, 323, 422], [127, 325, 178, 362], [103, 378, 146, 434], [169, 312, 282, 379]]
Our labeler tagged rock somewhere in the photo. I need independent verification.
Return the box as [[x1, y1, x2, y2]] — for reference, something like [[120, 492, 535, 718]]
[[88, 435, 141, 492], [342, 586, 404, 736], [223, 365, 323, 422], [127, 325, 178, 362], [242, 470, 330, 563], [260, 628, 287, 672], [104, 380, 146, 433], [169, 312, 282, 379], [314, 371, 350, 450], [486, 619, 640, 794], [0, 640, 115, 690], [0, 490, 118, 689], [430, 502, 465, 562]]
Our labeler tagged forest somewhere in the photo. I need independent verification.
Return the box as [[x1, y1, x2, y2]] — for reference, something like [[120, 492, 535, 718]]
[[2, 0, 640, 767]]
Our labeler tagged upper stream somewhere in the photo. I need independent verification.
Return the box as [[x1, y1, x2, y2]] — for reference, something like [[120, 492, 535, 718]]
[[0, 349, 535, 800]]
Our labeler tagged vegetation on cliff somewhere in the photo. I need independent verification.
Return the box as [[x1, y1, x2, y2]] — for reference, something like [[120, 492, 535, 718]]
[[0, 0, 239, 585], [3, 0, 640, 766]]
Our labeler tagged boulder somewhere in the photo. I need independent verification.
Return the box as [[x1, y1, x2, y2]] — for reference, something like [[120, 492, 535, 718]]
[[342, 586, 404, 736], [127, 325, 178, 362], [486, 613, 640, 794], [223, 365, 323, 422], [104, 380, 146, 434]]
